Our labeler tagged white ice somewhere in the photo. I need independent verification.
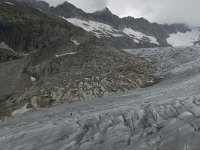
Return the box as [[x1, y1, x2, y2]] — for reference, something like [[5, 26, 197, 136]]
[[55, 52, 77, 57], [123, 28, 159, 45], [63, 17, 123, 37], [30, 76, 36, 82], [3, 1, 14, 5], [167, 29, 200, 46], [62, 17, 160, 45], [71, 39, 80, 46]]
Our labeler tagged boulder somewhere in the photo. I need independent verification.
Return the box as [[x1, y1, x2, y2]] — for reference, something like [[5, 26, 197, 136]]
[[31, 96, 38, 108], [37, 96, 54, 108]]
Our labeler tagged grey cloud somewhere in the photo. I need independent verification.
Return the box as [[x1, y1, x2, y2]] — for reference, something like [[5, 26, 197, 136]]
[[43, 0, 200, 26], [44, 0, 107, 12]]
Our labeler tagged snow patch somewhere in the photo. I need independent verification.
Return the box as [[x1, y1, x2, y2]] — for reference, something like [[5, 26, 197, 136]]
[[3, 1, 14, 5], [71, 39, 80, 46], [12, 103, 31, 117], [134, 39, 140, 43], [37, 8, 42, 12], [167, 29, 200, 46], [30, 76, 36, 82], [55, 52, 77, 57], [0, 42, 17, 54], [62, 17, 123, 37], [61, 17, 160, 45], [123, 28, 159, 45]]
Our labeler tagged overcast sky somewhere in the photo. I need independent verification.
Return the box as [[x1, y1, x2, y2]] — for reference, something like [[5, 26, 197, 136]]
[[43, 0, 200, 26]]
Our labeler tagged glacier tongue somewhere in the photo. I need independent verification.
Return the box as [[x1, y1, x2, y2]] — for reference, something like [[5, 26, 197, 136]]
[[1, 46, 200, 150]]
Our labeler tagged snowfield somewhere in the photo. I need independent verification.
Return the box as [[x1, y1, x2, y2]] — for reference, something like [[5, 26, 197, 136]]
[[64, 17, 159, 45], [64, 17, 123, 37], [123, 28, 159, 45], [167, 29, 200, 46], [1, 46, 200, 149], [55, 52, 77, 58], [3, 1, 14, 5], [71, 39, 80, 46]]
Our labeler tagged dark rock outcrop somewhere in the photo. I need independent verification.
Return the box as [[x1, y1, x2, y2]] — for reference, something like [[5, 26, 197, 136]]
[[162, 23, 191, 34], [0, 42, 19, 63], [0, 0, 91, 55], [0, 57, 31, 114]]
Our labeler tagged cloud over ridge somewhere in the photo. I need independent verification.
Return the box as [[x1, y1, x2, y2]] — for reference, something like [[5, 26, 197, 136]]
[[44, 0, 200, 26]]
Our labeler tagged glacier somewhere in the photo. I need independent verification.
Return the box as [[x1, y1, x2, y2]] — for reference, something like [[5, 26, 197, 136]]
[[167, 29, 200, 46]]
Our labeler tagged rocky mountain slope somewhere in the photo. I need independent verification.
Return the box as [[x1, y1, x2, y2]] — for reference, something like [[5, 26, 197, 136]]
[[0, 0, 199, 117], [0, 42, 19, 63], [17, 0, 195, 48], [50, 1, 191, 47], [0, 39, 157, 119], [0, 0, 92, 55], [50, 2, 195, 48], [1, 0, 200, 149], [1, 46, 200, 150], [0, 0, 157, 119]]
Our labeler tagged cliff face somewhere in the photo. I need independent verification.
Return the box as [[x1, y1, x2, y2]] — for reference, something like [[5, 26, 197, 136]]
[[162, 23, 192, 34], [0, 57, 31, 101], [0, 0, 92, 56], [0, 42, 19, 63]]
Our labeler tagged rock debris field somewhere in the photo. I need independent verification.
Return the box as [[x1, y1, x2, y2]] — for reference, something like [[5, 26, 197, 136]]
[[1, 46, 200, 150]]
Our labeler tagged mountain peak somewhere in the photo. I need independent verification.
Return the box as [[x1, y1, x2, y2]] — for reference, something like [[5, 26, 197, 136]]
[[58, 1, 75, 7], [94, 7, 112, 15], [102, 7, 111, 13]]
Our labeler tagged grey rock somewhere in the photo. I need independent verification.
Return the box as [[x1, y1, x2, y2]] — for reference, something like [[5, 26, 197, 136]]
[[31, 96, 38, 108], [0, 58, 31, 101]]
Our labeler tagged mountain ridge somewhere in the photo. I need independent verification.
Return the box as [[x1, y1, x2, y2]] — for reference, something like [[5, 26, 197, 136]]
[[32, 0, 193, 48], [13, 0, 196, 48]]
